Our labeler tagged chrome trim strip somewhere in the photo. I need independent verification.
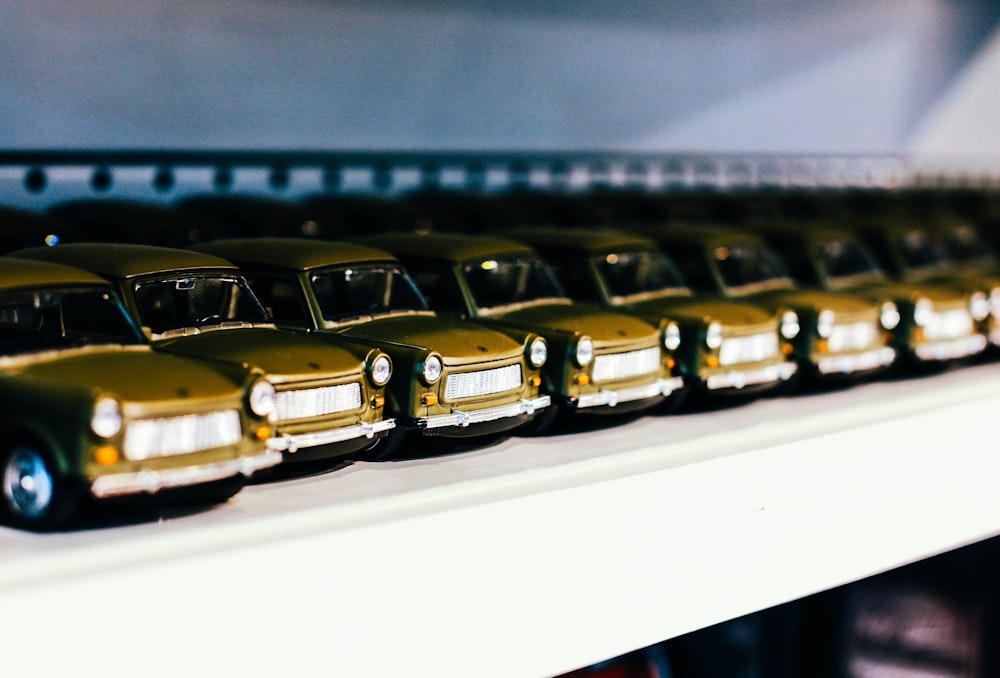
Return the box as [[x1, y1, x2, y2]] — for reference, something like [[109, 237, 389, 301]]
[[705, 362, 798, 391], [576, 377, 683, 409], [267, 418, 397, 453], [90, 450, 283, 498], [417, 396, 552, 430], [817, 347, 896, 375], [915, 335, 988, 362]]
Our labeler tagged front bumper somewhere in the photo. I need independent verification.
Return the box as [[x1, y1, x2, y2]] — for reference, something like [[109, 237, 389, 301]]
[[417, 396, 552, 430], [575, 376, 685, 409], [816, 347, 896, 375], [705, 362, 798, 391], [915, 335, 988, 361], [268, 418, 397, 453], [90, 449, 283, 499]]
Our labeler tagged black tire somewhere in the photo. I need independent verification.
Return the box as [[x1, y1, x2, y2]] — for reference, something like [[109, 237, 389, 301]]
[[515, 402, 562, 436], [359, 428, 407, 461], [0, 444, 79, 531]]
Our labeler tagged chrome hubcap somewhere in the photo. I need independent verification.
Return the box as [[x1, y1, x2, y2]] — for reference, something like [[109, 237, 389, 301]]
[[3, 448, 54, 518]]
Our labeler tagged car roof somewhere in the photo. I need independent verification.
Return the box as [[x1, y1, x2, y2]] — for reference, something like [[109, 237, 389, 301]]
[[9, 243, 239, 280], [750, 220, 857, 244], [362, 232, 536, 263], [510, 227, 658, 255], [0, 256, 111, 293], [192, 238, 398, 271], [635, 223, 763, 247]]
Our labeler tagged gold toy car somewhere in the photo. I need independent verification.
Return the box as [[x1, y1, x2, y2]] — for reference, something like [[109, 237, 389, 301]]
[[10, 244, 396, 463], [364, 233, 684, 429], [757, 221, 989, 363], [638, 225, 898, 382], [193, 238, 551, 456], [511, 227, 798, 397], [0, 258, 281, 530]]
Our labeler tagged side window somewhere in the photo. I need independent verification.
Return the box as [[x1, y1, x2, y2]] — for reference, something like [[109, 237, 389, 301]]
[[244, 274, 312, 328], [409, 267, 467, 314], [547, 256, 600, 304], [666, 243, 717, 294]]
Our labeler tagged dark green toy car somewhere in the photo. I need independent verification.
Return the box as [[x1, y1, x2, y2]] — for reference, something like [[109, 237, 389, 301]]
[[756, 221, 989, 363], [510, 227, 798, 396], [193, 238, 551, 455], [364, 233, 684, 427], [0, 258, 282, 530], [10, 244, 396, 463], [638, 225, 898, 381]]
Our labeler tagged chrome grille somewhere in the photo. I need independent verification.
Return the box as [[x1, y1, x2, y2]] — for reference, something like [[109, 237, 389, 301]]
[[271, 383, 362, 422], [124, 410, 243, 460], [828, 321, 880, 352], [445, 363, 522, 400], [924, 309, 974, 341], [719, 332, 780, 366], [592, 347, 661, 382]]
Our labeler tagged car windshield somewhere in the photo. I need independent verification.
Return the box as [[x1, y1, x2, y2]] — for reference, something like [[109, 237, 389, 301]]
[[134, 275, 270, 335], [713, 242, 795, 295], [896, 229, 949, 274], [0, 287, 143, 356], [463, 255, 569, 312], [818, 237, 885, 284], [311, 264, 430, 321], [593, 249, 690, 302], [939, 224, 996, 269]]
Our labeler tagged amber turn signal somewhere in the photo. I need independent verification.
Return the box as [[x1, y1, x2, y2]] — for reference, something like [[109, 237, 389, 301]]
[[255, 425, 272, 442], [373, 396, 385, 408], [95, 445, 120, 466], [529, 375, 541, 387], [574, 374, 590, 386], [421, 393, 438, 406]]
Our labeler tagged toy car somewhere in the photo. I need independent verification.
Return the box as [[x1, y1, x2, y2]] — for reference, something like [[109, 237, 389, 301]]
[[192, 238, 551, 456], [511, 227, 798, 395], [853, 216, 999, 347], [756, 221, 989, 363], [637, 225, 898, 381], [362, 233, 683, 428], [0, 257, 282, 530], [9, 244, 396, 463]]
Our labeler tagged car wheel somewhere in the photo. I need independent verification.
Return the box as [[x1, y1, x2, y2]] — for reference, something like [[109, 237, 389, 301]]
[[515, 402, 562, 436], [1, 444, 77, 531], [359, 428, 407, 461]]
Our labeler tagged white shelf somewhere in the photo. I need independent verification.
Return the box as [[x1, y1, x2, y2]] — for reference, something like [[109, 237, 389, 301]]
[[2, 362, 1000, 676]]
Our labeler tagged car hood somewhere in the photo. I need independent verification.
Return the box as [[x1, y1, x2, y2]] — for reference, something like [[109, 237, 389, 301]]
[[748, 289, 876, 314], [496, 304, 657, 342], [154, 328, 364, 382], [338, 316, 523, 364], [847, 280, 970, 305], [630, 297, 774, 326], [11, 346, 243, 403]]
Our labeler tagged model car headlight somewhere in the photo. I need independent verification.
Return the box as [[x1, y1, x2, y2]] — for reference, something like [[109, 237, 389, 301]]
[[914, 298, 933, 327], [91, 397, 123, 438], [528, 337, 547, 367], [780, 310, 800, 339], [663, 322, 681, 351], [248, 379, 276, 417], [970, 291, 990, 322], [880, 301, 900, 330], [422, 354, 443, 384], [575, 336, 594, 367], [369, 354, 392, 386], [705, 321, 722, 350], [817, 309, 835, 338]]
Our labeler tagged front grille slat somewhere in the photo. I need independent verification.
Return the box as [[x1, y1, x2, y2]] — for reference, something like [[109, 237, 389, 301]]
[[272, 383, 362, 422], [719, 332, 780, 366], [592, 347, 661, 382], [124, 409, 243, 460], [445, 363, 522, 400]]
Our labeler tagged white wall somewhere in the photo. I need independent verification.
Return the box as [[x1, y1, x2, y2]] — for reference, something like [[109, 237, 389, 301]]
[[1, 1, 997, 154]]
